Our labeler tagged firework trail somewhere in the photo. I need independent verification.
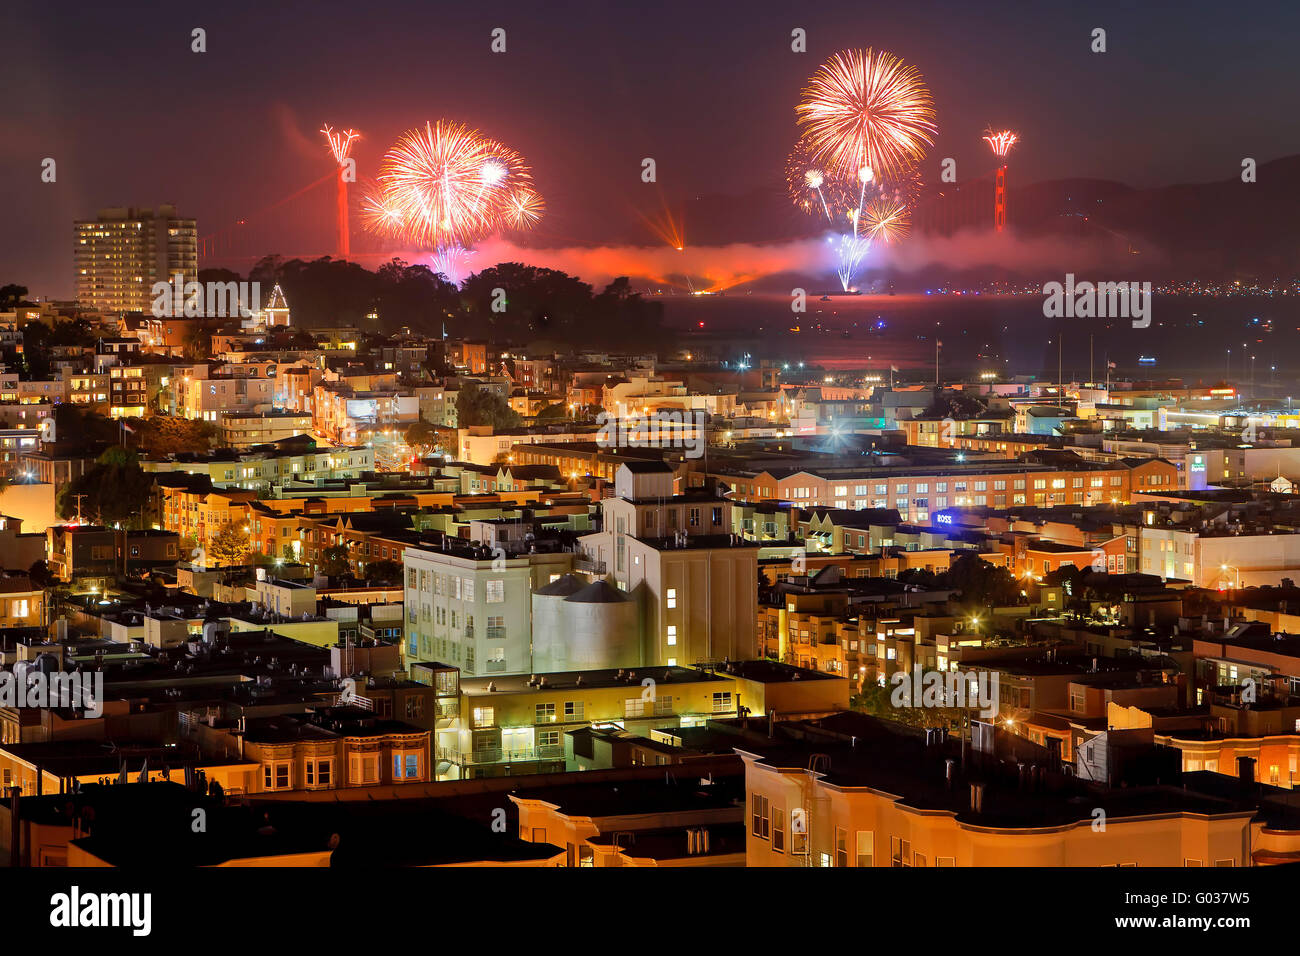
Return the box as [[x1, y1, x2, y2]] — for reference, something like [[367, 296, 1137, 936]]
[[362, 120, 543, 286], [429, 246, 476, 286], [983, 128, 1019, 158], [831, 233, 872, 291], [321, 124, 359, 259], [796, 48, 936, 182]]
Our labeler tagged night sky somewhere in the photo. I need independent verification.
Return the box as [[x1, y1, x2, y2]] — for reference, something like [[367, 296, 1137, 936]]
[[3, 0, 1298, 297]]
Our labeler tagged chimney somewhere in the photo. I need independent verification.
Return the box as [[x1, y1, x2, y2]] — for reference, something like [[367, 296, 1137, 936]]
[[1237, 756, 1256, 788], [944, 758, 956, 790]]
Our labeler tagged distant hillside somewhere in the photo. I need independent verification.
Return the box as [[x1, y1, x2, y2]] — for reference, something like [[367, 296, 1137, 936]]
[[634, 156, 1300, 281]]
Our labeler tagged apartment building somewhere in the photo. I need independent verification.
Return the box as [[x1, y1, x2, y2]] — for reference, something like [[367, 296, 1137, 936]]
[[143, 437, 373, 493], [1140, 524, 1300, 588], [900, 417, 1051, 458], [403, 535, 571, 677], [74, 205, 197, 314], [45, 525, 181, 585], [449, 666, 741, 778], [312, 381, 419, 444], [736, 712, 1269, 867], [197, 708, 431, 793], [220, 410, 313, 449], [510, 440, 686, 485], [510, 776, 746, 866], [707, 453, 1178, 522], [578, 463, 759, 667], [175, 364, 277, 422], [0, 575, 44, 628]]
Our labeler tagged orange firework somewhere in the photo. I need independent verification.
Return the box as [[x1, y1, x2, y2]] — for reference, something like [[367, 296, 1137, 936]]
[[321, 124, 359, 166], [363, 120, 542, 249], [983, 129, 1019, 158], [796, 49, 937, 182], [861, 194, 910, 243]]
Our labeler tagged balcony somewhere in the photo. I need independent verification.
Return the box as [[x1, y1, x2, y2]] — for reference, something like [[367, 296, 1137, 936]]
[[438, 744, 565, 765], [573, 556, 606, 575]]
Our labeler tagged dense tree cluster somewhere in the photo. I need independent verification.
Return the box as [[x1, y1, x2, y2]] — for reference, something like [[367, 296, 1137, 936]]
[[898, 552, 1019, 610], [58, 447, 152, 528], [456, 384, 520, 431], [222, 256, 670, 350]]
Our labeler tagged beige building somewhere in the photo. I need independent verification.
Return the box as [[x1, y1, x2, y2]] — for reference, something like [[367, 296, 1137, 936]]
[[578, 462, 758, 667], [738, 713, 1271, 867], [403, 537, 572, 676], [221, 410, 314, 448]]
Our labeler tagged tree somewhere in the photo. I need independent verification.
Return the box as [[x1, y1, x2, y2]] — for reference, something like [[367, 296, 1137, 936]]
[[0, 284, 31, 309], [456, 384, 520, 430], [939, 552, 1019, 610], [23, 316, 97, 378], [897, 567, 940, 589], [130, 416, 219, 455], [923, 390, 989, 420], [28, 560, 53, 588], [59, 447, 152, 527], [404, 418, 440, 451], [317, 544, 351, 579], [207, 520, 251, 567], [852, 678, 967, 730], [364, 559, 403, 585]]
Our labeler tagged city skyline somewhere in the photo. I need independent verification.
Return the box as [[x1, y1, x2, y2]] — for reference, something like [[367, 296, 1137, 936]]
[[1, 0, 1297, 921]]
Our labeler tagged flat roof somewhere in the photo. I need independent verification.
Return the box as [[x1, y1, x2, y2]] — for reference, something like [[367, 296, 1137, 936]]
[[461, 665, 729, 696]]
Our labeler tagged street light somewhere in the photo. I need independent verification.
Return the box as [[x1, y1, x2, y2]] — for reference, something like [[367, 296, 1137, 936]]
[[1220, 564, 1241, 589]]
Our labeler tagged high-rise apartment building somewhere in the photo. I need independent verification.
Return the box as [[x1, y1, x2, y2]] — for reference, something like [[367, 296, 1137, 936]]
[[74, 205, 197, 314]]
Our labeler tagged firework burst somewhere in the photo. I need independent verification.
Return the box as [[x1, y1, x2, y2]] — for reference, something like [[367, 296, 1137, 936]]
[[787, 140, 921, 289], [785, 139, 857, 221], [364, 120, 542, 250], [796, 49, 936, 182], [504, 187, 545, 229], [861, 194, 911, 243], [359, 179, 404, 234]]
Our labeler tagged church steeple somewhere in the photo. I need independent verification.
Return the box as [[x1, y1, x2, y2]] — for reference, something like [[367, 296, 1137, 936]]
[[264, 282, 290, 327]]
